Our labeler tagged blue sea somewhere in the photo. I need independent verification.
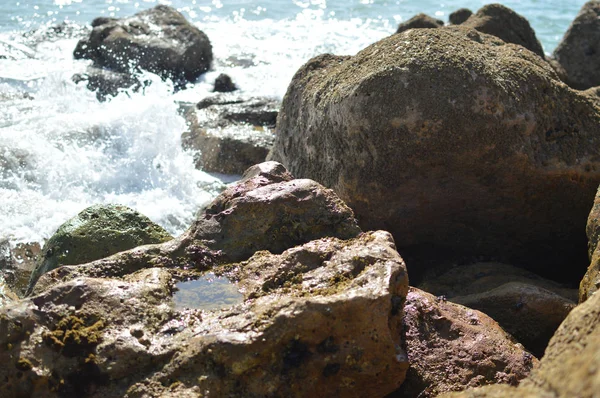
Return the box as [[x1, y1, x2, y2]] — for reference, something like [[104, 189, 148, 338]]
[[0, 0, 590, 245]]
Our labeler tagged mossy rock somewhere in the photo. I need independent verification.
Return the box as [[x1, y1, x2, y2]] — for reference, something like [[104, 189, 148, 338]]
[[27, 204, 172, 293]]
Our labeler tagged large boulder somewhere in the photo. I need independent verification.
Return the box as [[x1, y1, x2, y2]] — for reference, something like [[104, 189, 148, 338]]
[[26, 204, 173, 295], [270, 27, 600, 283], [182, 96, 279, 174], [73, 5, 212, 86], [552, 1, 600, 90], [396, 13, 443, 34], [0, 230, 409, 397], [389, 288, 537, 397], [461, 4, 545, 57]]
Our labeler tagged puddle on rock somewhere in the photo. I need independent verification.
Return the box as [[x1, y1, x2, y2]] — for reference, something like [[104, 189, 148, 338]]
[[172, 272, 243, 311]]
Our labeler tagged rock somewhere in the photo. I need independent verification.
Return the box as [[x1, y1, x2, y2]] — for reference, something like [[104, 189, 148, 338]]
[[396, 13, 443, 34], [452, 282, 576, 357], [72, 66, 146, 101], [73, 5, 212, 86], [438, 384, 551, 398], [449, 8, 473, 25], [26, 204, 173, 295], [22, 21, 90, 45], [0, 276, 18, 307], [583, 86, 600, 108], [31, 162, 362, 294], [213, 73, 237, 92], [1, 230, 409, 397], [461, 4, 545, 57], [182, 96, 279, 174], [0, 241, 40, 297], [552, 1, 600, 90], [270, 27, 600, 284], [581, 184, 600, 302], [388, 288, 537, 398], [419, 262, 578, 301]]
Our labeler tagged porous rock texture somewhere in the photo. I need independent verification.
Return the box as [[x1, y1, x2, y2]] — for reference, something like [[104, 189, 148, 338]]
[[552, 1, 600, 90], [396, 13, 443, 34], [30, 162, 362, 295], [0, 230, 409, 397], [270, 27, 600, 283], [461, 4, 545, 57], [439, 282, 600, 398], [26, 204, 173, 295], [74, 5, 212, 86], [388, 288, 537, 398], [581, 184, 600, 302], [182, 96, 279, 174]]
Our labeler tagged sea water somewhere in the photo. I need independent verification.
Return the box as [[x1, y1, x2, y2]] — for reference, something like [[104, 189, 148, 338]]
[[0, 0, 590, 246]]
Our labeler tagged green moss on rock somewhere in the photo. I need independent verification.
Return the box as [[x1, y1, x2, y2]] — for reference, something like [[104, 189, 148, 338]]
[[27, 204, 172, 294]]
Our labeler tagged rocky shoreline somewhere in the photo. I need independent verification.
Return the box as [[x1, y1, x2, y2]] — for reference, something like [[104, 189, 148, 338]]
[[2, 2, 600, 397]]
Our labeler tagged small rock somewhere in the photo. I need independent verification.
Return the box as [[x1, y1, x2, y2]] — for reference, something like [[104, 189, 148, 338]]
[[552, 1, 600, 89], [449, 8, 473, 25], [396, 13, 443, 34], [26, 204, 173, 295], [72, 66, 146, 101], [182, 96, 279, 174], [389, 288, 537, 397], [462, 3, 545, 57], [213, 73, 237, 92]]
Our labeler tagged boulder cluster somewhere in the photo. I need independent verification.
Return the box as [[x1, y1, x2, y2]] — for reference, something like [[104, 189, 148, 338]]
[[2, 2, 600, 397]]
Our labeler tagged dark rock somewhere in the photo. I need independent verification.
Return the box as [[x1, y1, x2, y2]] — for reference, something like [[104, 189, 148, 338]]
[[1, 230, 409, 397], [270, 27, 600, 284], [389, 288, 537, 398], [449, 8, 473, 25], [26, 204, 173, 295], [553, 1, 600, 89], [461, 4, 545, 57], [213, 73, 237, 92], [182, 96, 279, 174], [74, 5, 212, 85], [396, 13, 443, 34], [72, 66, 147, 101]]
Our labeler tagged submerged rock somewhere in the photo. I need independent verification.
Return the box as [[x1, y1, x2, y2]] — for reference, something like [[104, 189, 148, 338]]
[[72, 66, 147, 101], [461, 4, 545, 57], [396, 13, 443, 34], [73, 5, 212, 86], [1, 231, 409, 397], [26, 204, 173, 295], [552, 1, 600, 90], [270, 27, 600, 283], [449, 8, 473, 25], [182, 96, 279, 174], [389, 288, 537, 398]]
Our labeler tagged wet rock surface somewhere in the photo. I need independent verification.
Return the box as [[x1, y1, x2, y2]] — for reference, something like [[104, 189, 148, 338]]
[[213, 73, 237, 92], [0, 241, 40, 297], [461, 4, 545, 57], [388, 288, 537, 398], [182, 96, 279, 174], [1, 230, 409, 397], [72, 66, 147, 101], [270, 27, 600, 284], [27, 204, 173, 295], [552, 1, 600, 90], [73, 5, 212, 87], [396, 13, 443, 34]]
